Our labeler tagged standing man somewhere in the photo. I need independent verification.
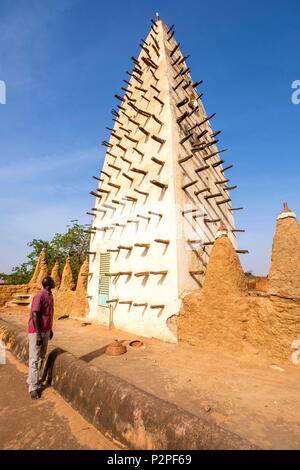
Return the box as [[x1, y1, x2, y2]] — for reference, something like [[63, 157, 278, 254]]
[[28, 276, 55, 400]]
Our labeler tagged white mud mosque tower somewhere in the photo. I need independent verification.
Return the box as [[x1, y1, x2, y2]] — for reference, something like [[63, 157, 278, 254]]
[[86, 15, 243, 342]]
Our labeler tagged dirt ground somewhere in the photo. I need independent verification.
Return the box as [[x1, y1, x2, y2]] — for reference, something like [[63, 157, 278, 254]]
[[1, 310, 300, 450], [0, 350, 119, 450]]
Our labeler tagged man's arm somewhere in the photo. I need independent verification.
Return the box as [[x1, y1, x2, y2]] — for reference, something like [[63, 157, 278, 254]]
[[32, 311, 42, 346]]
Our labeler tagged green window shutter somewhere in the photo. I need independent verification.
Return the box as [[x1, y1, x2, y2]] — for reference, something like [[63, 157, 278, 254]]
[[98, 253, 110, 307]]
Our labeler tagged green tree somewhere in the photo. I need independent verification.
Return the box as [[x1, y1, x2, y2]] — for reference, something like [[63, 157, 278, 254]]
[[2, 221, 90, 285]]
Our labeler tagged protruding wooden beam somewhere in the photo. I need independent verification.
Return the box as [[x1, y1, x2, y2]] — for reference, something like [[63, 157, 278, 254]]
[[122, 173, 134, 182], [150, 304, 165, 309], [131, 167, 148, 175], [176, 111, 189, 124], [192, 80, 203, 88], [96, 188, 110, 194], [108, 164, 121, 171], [170, 43, 180, 57], [135, 272, 150, 277], [211, 159, 225, 167], [107, 298, 119, 303], [125, 134, 139, 144], [205, 193, 222, 200], [232, 229, 245, 233], [106, 151, 118, 158], [151, 156, 164, 166], [114, 94, 124, 102], [154, 239, 169, 245], [221, 165, 233, 173], [150, 69, 159, 81], [123, 195, 137, 202], [189, 270, 204, 275], [101, 140, 112, 148], [128, 117, 139, 126], [194, 188, 211, 196], [215, 179, 229, 185], [178, 55, 190, 66], [138, 126, 150, 136], [107, 249, 120, 252], [134, 243, 150, 248], [120, 156, 132, 165], [141, 56, 158, 69], [182, 180, 197, 190], [151, 114, 163, 126], [182, 209, 198, 215], [224, 185, 237, 191], [92, 176, 103, 183], [134, 188, 149, 196], [167, 30, 175, 41], [230, 207, 244, 211], [174, 68, 183, 80], [198, 113, 216, 126], [133, 302, 148, 307], [204, 218, 221, 223], [137, 214, 150, 220], [108, 182, 121, 189], [152, 44, 160, 57], [151, 135, 166, 145], [189, 105, 199, 118], [112, 199, 125, 206], [178, 154, 193, 164], [148, 210, 163, 217], [150, 271, 168, 275], [99, 170, 111, 178], [132, 148, 144, 157], [180, 133, 193, 145], [135, 85, 147, 93], [216, 198, 231, 205], [183, 81, 191, 90], [90, 191, 101, 198], [236, 250, 249, 254], [181, 67, 190, 77], [150, 180, 168, 189], [197, 129, 208, 140], [171, 56, 180, 66], [173, 78, 184, 91], [116, 143, 127, 152], [153, 95, 164, 106], [118, 245, 133, 251], [195, 165, 209, 173], [176, 97, 189, 109]]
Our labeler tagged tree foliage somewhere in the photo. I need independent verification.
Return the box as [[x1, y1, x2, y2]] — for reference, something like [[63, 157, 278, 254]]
[[1, 221, 90, 285]]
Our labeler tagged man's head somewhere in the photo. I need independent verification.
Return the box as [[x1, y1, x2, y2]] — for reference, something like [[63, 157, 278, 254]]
[[42, 276, 55, 290]]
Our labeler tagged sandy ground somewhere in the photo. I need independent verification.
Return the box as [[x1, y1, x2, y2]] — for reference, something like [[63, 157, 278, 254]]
[[0, 350, 119, 450], [1, 311, 300, 449]]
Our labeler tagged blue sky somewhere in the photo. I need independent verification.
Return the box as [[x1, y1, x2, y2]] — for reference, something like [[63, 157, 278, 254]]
[[0, 0, 299, 275]]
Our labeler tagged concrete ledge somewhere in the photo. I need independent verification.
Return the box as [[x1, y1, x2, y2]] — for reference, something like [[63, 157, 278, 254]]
[[0, 318, 257, 450]]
